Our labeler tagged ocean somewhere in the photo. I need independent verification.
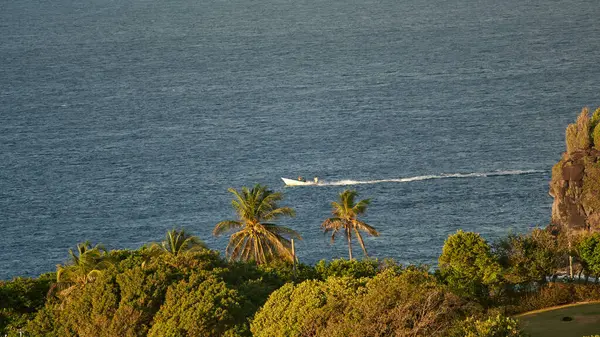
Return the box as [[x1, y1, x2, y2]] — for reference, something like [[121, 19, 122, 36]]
[[1, 0, 600, 280]]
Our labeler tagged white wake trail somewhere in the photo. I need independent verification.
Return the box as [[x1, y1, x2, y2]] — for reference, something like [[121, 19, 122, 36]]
[[316, 169, 545, 186]]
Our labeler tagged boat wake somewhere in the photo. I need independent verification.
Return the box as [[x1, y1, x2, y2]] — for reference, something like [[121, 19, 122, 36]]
[[315, 169, 545, 186]]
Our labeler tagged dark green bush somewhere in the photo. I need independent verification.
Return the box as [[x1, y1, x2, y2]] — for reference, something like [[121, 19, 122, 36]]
[[0, 275, 53, 335]]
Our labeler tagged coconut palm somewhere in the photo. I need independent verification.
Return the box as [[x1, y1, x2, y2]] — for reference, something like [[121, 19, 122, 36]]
[[56, 241, 112, 287], [150, 228, 207, 257], [213, 184, 302, 264], [322, 189, 379, 260]]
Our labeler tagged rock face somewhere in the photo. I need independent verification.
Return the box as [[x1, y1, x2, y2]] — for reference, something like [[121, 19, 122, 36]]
[[550, 107, 600, 232]]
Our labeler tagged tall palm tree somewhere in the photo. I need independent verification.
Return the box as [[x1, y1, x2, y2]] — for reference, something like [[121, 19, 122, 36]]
[[322, 189, 379, 260], [213, 184, 302, 264], [56, 241, 112, 286], [150, 228, 207, 257]]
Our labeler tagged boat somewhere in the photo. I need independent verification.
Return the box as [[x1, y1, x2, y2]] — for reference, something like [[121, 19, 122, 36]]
[[281, 177, 319, 186]]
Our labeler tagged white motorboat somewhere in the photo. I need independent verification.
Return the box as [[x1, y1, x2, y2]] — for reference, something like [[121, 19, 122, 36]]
[[281, 177, 319, 186]]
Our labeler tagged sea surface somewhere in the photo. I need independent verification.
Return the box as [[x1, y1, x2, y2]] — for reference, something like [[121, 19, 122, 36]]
[[1, 0, 600, 280]]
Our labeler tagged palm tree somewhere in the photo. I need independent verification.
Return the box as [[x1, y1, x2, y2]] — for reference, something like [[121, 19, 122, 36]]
[[213, 184, 302, 264], [150, 228, 207, 257], [322, 189, 379, 260], [56, 241, 112, 287]]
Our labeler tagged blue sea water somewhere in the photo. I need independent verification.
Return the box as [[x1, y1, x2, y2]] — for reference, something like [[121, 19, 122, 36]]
[[1, 0, 600, 280]]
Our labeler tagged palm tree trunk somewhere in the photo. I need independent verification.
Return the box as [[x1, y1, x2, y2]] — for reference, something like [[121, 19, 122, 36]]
[[346, 228, 353, 260]]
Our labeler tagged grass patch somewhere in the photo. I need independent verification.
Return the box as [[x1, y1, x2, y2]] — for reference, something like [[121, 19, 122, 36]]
[[518, 302, 600, 337]]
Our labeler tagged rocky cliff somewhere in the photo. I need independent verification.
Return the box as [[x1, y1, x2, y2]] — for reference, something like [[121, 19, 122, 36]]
[[550, 107, 600, 232]]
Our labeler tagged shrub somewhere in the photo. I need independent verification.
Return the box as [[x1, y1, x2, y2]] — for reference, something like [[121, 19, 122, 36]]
[[508, 282, 575, 314], [321, 269, 475, 337], [250, 277, 365, 337], [592, 123, 600, 150], [451, 314, 523, 337], [573, 283, 600, 302], [566, 108, 592, 153], [148, 273, 248, 337]]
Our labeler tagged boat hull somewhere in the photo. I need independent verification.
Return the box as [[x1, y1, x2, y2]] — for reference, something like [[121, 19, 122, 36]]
[[281, 177, 317, 186]]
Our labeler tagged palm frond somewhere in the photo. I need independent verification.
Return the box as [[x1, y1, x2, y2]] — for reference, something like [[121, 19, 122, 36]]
[[354, 220, 379, 236], [321, 218, 343, 232], [263, 206, 295, 221], [263, 224, 302, 240], [353, 198, 371, 215], [213, 220, 242, 236]]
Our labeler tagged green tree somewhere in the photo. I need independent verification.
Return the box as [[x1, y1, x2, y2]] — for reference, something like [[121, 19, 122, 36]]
[[321, 189, 379, 260], [577, 233, 600, 278], [213, 184, 301, 264], [495, 229, 566, 285], [438, 231, 502, 301], [150, 228, 207, 257]]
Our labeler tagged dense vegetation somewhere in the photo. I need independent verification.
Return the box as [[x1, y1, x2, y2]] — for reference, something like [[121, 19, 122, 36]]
[[4, 225, 600, 336], [4, 109, 600, 336]]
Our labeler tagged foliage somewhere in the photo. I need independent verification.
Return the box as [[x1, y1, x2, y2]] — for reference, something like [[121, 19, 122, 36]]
[[566, 108, 592, 154], [508, 282, 574, 314], [251, 277, 365, 337], [55, 241, 113, 288], [319, 269, 476, 337], [451, 314, 523, 337], [321, 189, 379, 260], [25, 248, 288, 337], [27, 270, 121, 337], [495, 229, 567, 285], [214, 184, 301, 264], [149, 228, 207, 257], [0, 275, 52, 335], [315, 258, 380, 279], [12, 228, 600, 336], [148, 273, 248, 337], [577, 233, 600, 277], [592, 123, 600, 150], [256, 260, 318, 284], [590, 107, 600, 131], [252, 268, 477, 337], [439, 230, 502, 301]]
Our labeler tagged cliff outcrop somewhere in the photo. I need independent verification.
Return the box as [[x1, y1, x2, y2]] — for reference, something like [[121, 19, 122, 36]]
[[550, 107, 600, 232]]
